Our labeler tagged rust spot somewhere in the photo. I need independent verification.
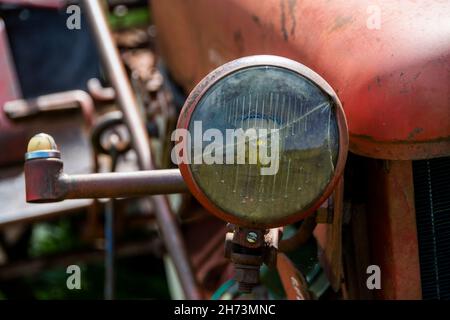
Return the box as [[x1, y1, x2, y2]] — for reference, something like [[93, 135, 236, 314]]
[[352, 133, 450, 145], [280, 0, 288, 41], [280, 0, 297, 40], [407, 128, 423, 140], [288, 0, 297, 37], [233, 30, 244, 53], [399, 88, 410, 94], [251, 15, 261, 25], [376, 76, 382, 87], [329, 15, 353, 33]]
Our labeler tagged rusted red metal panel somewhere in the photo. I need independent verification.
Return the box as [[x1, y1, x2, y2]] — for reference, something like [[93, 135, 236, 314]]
[[152, 0, 450, 160], [0, 18, 27, 166], [0, 0, 63, 9], [0, 19, 21, 106], [366, 160, 422, 299], [277, 252, 310, 300]]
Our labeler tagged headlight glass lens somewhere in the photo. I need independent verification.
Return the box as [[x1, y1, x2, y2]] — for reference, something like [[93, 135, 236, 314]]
[[186, 66, 339, 226]]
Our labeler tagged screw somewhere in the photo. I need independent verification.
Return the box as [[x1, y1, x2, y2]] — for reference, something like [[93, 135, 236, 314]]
[[246, 231, 258, 243]]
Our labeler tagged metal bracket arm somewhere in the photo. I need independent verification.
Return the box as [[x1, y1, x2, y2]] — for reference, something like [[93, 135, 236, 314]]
[[25, 156, 187, 203]]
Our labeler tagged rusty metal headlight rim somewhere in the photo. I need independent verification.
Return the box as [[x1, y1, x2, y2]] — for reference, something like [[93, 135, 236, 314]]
[[177, 55, 349, 229]]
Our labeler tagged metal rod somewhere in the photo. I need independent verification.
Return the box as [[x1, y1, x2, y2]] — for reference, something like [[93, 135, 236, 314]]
[[82, 0, 201, 299], [104, 200, 115, 300], [3, 90, 95, 127], [88, 78, 115, 101], [104, 148, 118, 301], [82, 0, 150, 168], [61, 169, 187, 199]]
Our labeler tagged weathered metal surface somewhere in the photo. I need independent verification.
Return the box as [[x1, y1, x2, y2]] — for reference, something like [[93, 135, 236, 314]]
[[87, 78, 115, 102], [4, 90, 95, 127], [152, 0, 450, 160], [0, 0, 63, 8], [0, 17, 24, 166], [314, 177, 344, 292], [341, 203, 374, 300], [0, 18, 20, 105], [366, 160, 422, 299], [81, 0, 201, 300], [0, 90, 96, 227], [276, 252, 311, 300], [25, 159, 188, 201], [0, 114, 94, 228], [185, 215, 230, 295], [224, 226, 280, 293]]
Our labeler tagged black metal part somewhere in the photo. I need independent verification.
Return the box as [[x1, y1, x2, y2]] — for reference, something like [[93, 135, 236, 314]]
[[413, 156, 450, 300], [104, 144, 120, 300], [104, 199, 115, 300]]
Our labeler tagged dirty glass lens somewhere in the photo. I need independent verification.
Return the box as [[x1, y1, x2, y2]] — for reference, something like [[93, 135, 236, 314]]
[[188, 66, 339, 226]]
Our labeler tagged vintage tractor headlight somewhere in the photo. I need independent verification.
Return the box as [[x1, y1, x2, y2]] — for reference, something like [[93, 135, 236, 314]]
[[175, 55, 348, 228]]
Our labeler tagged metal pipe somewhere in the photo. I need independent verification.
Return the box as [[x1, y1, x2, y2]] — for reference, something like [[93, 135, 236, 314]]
[[104, 147, 118, 301], [3, 90, 96, 127], [82, 0, 150, 169], [24, 156, 187, 202], [81, 0, 201, 299], [61, 169, 188, 199], [104, 200, 115, 300], [87, 78, 115, 102]]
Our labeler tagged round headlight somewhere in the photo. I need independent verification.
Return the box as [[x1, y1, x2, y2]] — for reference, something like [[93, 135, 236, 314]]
[[176, 55, 348, 228]]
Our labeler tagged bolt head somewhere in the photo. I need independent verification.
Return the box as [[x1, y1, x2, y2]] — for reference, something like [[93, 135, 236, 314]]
[[246, 231, 258, 243]]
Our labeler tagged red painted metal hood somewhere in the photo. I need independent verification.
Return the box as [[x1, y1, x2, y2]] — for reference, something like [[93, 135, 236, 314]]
[[152, 0, 450, 159]]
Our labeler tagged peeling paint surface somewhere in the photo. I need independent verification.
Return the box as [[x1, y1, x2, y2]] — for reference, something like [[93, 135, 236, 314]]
[[152, 0, 450, 159]]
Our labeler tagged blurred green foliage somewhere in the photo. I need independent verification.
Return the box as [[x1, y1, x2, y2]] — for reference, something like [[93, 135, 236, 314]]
[[0, 218, 170, 300], [109, 7, 150, 30], [26, 256, 170, 300], [29, 220, 81, 258]]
